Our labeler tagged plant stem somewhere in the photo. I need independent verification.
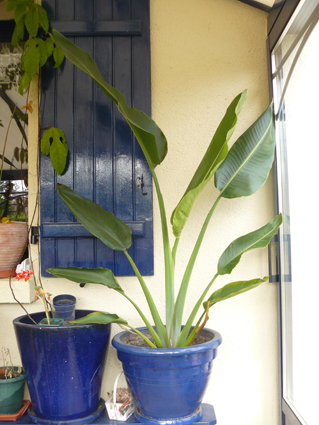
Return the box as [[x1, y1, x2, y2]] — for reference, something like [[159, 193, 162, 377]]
[[170, 196, 221, 345], [8, 277, 37, 325], [186, 301, 210, 346], [184, 312, 205, 346], [124, 250, 170, 347], [126, 325, 157, 348], [150, 167, 175, 336], [42, 295, 51, 324], [175, 273, 218, 347], [122, 292, 164, 348], [172, 238, 179, 264], [0, 90, 28, 147]]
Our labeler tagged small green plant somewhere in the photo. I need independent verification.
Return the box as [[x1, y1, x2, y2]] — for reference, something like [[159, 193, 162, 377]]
[[0, 347, 23, 379], [47, 30, 282, 348], [33, 286, 52, 323]]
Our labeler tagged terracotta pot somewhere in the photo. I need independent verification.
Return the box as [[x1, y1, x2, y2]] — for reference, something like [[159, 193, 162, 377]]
[[0, 222, 28, 278]]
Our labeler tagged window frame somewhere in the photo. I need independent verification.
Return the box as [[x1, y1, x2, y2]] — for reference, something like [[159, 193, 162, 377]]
[[267, 1, 314, 425]]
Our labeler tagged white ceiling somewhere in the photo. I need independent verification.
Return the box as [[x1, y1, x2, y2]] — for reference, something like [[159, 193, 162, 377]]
[[238, 0, 276, 12], [260, 0, 276, 6]]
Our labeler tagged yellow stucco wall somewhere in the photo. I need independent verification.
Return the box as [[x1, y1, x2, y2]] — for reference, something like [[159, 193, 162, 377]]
[[0, 1, 279, 424]]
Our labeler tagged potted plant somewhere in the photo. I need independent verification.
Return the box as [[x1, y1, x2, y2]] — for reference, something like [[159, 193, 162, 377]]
[[0, 347, 26, 416], [11, 278, 115, 423], [11, 273, 114, 424], [13, 309, 113, 424], [46, 30, 282, 425]]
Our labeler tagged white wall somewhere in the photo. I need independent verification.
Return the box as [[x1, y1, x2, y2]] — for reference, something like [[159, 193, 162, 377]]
[[0, 1, 279, 424]]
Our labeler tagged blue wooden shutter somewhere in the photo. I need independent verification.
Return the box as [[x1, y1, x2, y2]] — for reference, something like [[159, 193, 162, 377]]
[[40, 0, 153, 276]]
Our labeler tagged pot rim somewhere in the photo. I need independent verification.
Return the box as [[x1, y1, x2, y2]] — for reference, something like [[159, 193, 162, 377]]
[[13, 309, 109, 330], [112, 326, 222, 356], [0, 221, 27, 226]]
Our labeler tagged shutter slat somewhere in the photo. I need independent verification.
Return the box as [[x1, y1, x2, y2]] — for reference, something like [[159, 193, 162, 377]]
[[51, 20, 142, 36], [42, 221, 146, 238]]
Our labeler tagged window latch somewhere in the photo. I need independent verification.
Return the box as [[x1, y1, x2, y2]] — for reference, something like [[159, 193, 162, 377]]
[[136, 175, 148, 195], [31, 226, 40, 244]]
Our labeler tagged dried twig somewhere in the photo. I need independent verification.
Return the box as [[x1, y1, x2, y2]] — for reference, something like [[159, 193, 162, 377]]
[[8, 276, 37, 325], [188, 300, 210, 346], [1, 104, 17, 182]]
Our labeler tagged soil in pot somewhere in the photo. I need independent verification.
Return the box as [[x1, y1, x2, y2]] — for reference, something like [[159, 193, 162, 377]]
[[124, 329, 214, 347]]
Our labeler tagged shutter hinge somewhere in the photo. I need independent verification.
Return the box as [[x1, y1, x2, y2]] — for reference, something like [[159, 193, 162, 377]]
[[31, 226, 40, 244], [136, 175, 148, 195]]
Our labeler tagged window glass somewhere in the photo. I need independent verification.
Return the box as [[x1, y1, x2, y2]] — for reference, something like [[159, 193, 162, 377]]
[[0, 179, 28, 221], [0, 41, 28, 222], [272, 1, 319, 424]]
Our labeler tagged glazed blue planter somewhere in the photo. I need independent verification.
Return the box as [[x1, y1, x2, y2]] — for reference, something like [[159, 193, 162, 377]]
[[112, 327, 222, 425], [13, 310, 110, 424], [52, 294, 76, 321]]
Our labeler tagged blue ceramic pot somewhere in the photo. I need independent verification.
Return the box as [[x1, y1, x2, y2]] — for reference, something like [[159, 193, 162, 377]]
[[13, 310, 110, 423], [52, 294, 76, 321], [112, 327, 222, 425]]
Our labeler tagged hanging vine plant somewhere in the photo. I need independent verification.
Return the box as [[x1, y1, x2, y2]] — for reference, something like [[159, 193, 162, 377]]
[[2, 0, 68, 176]]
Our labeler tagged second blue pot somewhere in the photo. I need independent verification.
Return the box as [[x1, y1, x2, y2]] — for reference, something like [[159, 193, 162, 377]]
[[13, 310, 111, 423], [112, 327, 222, 425]]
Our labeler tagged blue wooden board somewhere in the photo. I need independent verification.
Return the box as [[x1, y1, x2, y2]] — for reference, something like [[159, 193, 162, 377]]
[[40, 0, 153, 277]]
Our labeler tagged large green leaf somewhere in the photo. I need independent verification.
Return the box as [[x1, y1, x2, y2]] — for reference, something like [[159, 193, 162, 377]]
[[21, 38, 40, 79], [53, 46, 65, 68], [0, 154, 17, 169], [11, 20, 24, 47], [217, 214, 282, 275], [41, 127, 68, 175], [7, 0, 21, 12], [57, 184, 132, 251], [14, 1, 28, 24], [203, 277, 268, 309], [50, 29, 167, 168], [177, 214, 282, 347], [70, 312, 128, 325], [47, 265, 166, 347], [215, 103, 275, 198], [45, 37, 55, 59], [50, 132, 68, 175], [180, 277, 268, 347], [171, 91, 247, 238], [24, 3, 39, 37], [46, 267, 123, 293], [36, 4, 49, 33]]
